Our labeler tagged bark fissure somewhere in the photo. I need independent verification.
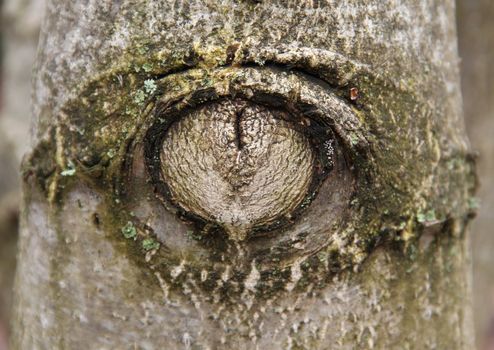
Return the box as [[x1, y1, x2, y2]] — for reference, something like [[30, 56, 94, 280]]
[[234, 106, 245, 151]]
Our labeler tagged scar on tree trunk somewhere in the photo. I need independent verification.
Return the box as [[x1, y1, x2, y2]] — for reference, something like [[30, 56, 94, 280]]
[[12, 1, 477, 349]]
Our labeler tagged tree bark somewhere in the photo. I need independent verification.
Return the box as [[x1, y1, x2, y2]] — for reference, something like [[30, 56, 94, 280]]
[[12, 1, 477, 349]]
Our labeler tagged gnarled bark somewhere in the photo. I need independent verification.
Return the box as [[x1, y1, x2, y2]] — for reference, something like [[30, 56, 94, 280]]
[[12, 1, 476, 349]]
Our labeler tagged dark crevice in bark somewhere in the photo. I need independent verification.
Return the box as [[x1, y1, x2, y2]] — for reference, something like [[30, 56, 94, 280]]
[[234, 107, 245, 151]]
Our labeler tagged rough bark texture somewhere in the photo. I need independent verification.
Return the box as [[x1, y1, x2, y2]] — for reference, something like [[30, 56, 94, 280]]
[[159, 98, 316, 241], [457, 1, 494, 348], [12, 1, 476, 349]]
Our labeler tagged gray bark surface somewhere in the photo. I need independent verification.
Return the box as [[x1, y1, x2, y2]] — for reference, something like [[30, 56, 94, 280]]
[[12, 1, 477, 349]]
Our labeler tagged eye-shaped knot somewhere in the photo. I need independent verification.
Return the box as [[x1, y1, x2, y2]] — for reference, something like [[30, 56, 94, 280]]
[[160, 99, 315, 241]]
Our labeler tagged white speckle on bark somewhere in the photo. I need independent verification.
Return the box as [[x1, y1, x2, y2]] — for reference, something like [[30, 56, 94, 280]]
[[170, 260, 186, 279], [244, 260, 260, 292], [182, 332, 193, 349], [286, 260, 303, 292]]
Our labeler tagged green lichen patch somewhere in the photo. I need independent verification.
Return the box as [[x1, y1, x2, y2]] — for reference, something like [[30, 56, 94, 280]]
[[142, 63, 153, 73], [143, 79, 157, 94], [121, 221, 137, 239], [417, 209, 437, 224], [133, 89, 146, 106], [142, 238, 160, 251], [468, 196, 481, 210]]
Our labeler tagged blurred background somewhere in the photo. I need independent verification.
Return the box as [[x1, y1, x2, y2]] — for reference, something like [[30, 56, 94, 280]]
[[0, 1, 492, 349]]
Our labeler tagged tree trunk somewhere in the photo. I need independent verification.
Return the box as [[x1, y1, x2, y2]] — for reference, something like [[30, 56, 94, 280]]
[[12, 1, 477, 349]]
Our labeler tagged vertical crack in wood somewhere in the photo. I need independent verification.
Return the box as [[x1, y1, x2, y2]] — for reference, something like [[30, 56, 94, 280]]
[[234, 106, 245, 151]]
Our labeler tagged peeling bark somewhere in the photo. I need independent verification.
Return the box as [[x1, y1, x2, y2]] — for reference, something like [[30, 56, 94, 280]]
[[12, 1, 476, 349]]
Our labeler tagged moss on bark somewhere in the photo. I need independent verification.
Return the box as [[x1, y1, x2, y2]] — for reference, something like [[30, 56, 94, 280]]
[[12, 0, 477, 349]]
